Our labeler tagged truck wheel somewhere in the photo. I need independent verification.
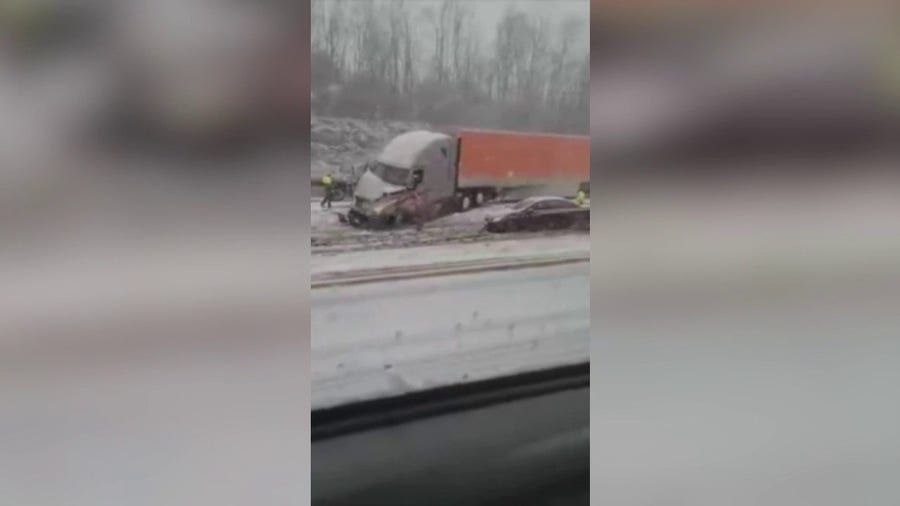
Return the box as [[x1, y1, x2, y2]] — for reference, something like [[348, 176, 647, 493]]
[[475, 191, 485, 206], [331, 187, 347, 201]]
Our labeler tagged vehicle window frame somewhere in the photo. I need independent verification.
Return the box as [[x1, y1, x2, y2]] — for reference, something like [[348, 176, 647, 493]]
[[371, 162, 411, 186], [511, 198, 538, 211], [411, 167, 425, 186]]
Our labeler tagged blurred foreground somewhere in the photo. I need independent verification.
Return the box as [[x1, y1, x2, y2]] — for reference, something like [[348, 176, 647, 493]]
[[1, 1, 309, 504], [591, 3, 900, 504]]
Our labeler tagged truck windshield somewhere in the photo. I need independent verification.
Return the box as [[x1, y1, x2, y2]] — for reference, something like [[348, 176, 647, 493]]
[[370, 163, 410, 187]]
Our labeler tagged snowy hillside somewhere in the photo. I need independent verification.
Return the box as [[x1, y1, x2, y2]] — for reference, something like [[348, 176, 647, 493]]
[[310, 115, 429, 179]]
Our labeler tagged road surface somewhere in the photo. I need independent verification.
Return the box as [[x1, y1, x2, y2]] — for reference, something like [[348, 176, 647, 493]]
[[310, 198, 590, 253], [311, 261, 590, 410]]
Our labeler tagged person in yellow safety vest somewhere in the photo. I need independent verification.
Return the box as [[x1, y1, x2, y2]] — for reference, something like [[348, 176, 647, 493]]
[[321, 173, 334, 209], [574, 189, 587, 206]]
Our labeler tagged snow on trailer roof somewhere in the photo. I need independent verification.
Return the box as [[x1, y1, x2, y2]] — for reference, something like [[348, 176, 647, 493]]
[[437, 126, 589, 139], [376, 130, 451, 168]]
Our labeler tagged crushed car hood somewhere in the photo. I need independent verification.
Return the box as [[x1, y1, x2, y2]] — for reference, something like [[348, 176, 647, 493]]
[[354, 171, 406, 201]]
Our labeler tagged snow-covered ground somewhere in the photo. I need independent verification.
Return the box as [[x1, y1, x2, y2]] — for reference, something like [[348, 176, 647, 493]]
[[311, 196, 589, 229], [311, 261, 589, 410], [311, 115, 429, 179], [311, 199, 590, 253], [310, 201, 352, 230], [428, 202, 517, 227], [312, 234, 589, 278]]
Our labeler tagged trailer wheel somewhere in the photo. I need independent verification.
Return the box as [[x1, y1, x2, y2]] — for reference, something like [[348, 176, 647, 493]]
[[460, 194, 472, 212]]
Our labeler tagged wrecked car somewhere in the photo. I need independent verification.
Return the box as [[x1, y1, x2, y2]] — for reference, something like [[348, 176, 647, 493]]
[[484, 196, 589, 233]]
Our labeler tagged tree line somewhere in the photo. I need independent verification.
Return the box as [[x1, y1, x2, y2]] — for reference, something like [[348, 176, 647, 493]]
[[311, 0, 589, 134]]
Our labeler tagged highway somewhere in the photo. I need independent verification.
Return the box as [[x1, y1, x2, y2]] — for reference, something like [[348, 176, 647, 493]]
[[311, 261, 590, 410]]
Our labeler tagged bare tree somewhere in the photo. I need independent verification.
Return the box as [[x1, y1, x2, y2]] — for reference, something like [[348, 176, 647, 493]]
[[449, 2, 467, 83], [525, 16, 550, 102], [459, 17, 483, 101], [311, 0, 588, 133], [427, 2, 444, 83], [401, 4, 416, 95], [353, 2, 385, 81], [493, 5, 516, 98], [547, 15, 581, 107], [385, 0, 410, 94]]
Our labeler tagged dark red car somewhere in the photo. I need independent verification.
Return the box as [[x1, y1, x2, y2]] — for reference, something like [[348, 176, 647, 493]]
[[484, 196, 589, 233]]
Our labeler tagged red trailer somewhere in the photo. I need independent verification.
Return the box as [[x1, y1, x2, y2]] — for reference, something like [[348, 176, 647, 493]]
[[454, 129, 590, 190]]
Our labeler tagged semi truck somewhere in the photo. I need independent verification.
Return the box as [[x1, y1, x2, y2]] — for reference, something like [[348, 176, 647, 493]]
[[341, 128, 589, 228]]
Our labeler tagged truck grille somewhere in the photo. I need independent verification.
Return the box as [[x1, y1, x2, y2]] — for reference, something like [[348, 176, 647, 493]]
[[355, 196, 374, 208]]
